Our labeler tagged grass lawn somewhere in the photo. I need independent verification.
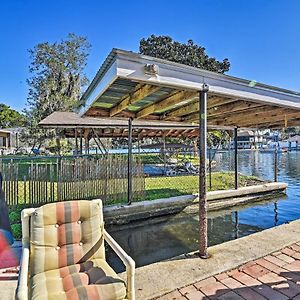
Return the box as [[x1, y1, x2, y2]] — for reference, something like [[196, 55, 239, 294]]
[[144, 172, 264, 200]]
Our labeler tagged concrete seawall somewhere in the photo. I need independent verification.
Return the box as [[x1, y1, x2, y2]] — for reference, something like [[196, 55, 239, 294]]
[[104, 182, 287, 225]]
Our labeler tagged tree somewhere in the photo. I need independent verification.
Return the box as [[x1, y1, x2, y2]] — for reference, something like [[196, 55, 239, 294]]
[[140, 35, 231, 149], [0, 104, 26, 128], [23, 33, 91, 150], [139, 35, 230, 73]]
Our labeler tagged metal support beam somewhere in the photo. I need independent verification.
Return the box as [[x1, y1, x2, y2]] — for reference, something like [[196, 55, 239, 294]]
[[75, 129, 78, 156], [127, 118, 133, 205], [163, 136, 167, 175], [234, 127, 238, 190], [92, 136, 104, 154], [208, 148, 212, 191], [274, 146, 278, 182], [80, 129, 83, 155], [137, 131, 141, 155], [198, 84, 209, 258], [85, 136, 90, 155], [16, 132, 19, 149]]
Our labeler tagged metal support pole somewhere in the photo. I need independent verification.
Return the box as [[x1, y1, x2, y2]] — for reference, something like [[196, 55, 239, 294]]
[[127, 118, 133, 205], [75, 129, 78, 156], [208, 147, 212, 191], [137, 138, 140, 155], [274, 147, 278, 182], [80, 129, 83, 155], [16, 132, 19, 149], [86, 137, 90, 155], [163, 136, 167, 175], [199, 84, 209, 258], [234, 127, 238, 190]]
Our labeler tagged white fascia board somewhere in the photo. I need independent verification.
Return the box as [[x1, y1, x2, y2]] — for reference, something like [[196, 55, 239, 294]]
[[80, 60, 118, 116], [115, 52, 300, 110]]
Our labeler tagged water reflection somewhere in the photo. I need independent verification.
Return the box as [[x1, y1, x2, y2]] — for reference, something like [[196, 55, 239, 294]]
[[106, 151, 300, 272]]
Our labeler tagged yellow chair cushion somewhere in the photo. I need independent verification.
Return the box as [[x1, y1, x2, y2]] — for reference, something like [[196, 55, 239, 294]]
[[30, 200, 105, 276], [30, 258, 126, 300]]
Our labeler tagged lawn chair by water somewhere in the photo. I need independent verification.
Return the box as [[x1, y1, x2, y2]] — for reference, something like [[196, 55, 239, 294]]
[[16, 199, 135, 300]]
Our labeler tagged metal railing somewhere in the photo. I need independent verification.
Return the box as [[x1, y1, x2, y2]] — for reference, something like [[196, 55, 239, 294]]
[[1, 155, 145, 207]]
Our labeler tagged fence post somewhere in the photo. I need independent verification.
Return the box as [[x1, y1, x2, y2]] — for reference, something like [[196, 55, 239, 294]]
[[56, 158, 60, 201], [23, 175, 27, 204], [127, 118, 133, 205]]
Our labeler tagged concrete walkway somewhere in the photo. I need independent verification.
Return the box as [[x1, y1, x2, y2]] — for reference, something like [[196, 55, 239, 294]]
[[156, 243, 300, 300], [133, 219, 300, 299]]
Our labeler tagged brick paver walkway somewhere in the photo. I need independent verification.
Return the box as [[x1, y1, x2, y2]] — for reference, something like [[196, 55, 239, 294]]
[[157, 243, 300, 300]]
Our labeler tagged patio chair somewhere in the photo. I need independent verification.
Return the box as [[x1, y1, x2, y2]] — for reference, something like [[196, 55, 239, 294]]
[[16, 199, 135, 300]]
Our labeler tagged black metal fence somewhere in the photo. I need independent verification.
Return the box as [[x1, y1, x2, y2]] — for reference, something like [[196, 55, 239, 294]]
[[142, 148, 276, 201], [1, 148, 279, 208], [1, 155, 145, 207]]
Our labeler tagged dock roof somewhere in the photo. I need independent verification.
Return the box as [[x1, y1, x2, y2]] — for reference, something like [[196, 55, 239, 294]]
[[79, 49, 300, 129]]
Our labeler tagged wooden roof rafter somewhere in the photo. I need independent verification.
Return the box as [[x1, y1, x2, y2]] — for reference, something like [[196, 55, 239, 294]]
[[136, 90, 196, 119], [266, 118, 300, 129], [241, 113, 300, 127], [207, 100, 264, 118], [214, 108, 300, 127], [162, 97, 239, 121], [109, 83, 161, 117]]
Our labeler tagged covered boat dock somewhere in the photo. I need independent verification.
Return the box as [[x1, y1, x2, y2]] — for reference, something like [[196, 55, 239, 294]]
[[40, 49, 300, 258]]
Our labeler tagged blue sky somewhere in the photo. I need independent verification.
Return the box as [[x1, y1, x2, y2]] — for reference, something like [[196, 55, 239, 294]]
[[1, 0, 300, 111]]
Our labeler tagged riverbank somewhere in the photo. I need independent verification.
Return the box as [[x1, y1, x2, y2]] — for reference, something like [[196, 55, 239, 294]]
[[129, 219, 300, 299]]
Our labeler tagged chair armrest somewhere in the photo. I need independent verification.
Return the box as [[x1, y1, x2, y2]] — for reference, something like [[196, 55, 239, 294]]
[[103, 229, 135, 300], [16, 208, 35, 300], [15, 243, 29, 300]]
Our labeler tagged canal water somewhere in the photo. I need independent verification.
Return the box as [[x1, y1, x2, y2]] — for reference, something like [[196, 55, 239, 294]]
[[106, 151, 300, 272]]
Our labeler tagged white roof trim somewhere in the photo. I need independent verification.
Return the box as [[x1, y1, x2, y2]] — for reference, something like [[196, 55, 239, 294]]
[[81, 49, 300, 115], [80, 60, 118, 116]]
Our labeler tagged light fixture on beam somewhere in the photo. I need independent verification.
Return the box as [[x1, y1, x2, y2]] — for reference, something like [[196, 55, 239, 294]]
[[144, 64, 159, 75]]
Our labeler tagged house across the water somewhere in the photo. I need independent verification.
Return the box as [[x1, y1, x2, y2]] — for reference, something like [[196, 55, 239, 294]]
[[235, 130, 265, 149], [0, 128, 23, 154]]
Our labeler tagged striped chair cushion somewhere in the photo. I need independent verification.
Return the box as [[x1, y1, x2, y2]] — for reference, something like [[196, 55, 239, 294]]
[[30, 258, 126, 300], [30, 200, 106, 276]]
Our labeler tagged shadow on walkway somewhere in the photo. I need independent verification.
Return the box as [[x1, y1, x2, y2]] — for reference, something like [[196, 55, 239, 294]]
[[158, 243, 300, 300]]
